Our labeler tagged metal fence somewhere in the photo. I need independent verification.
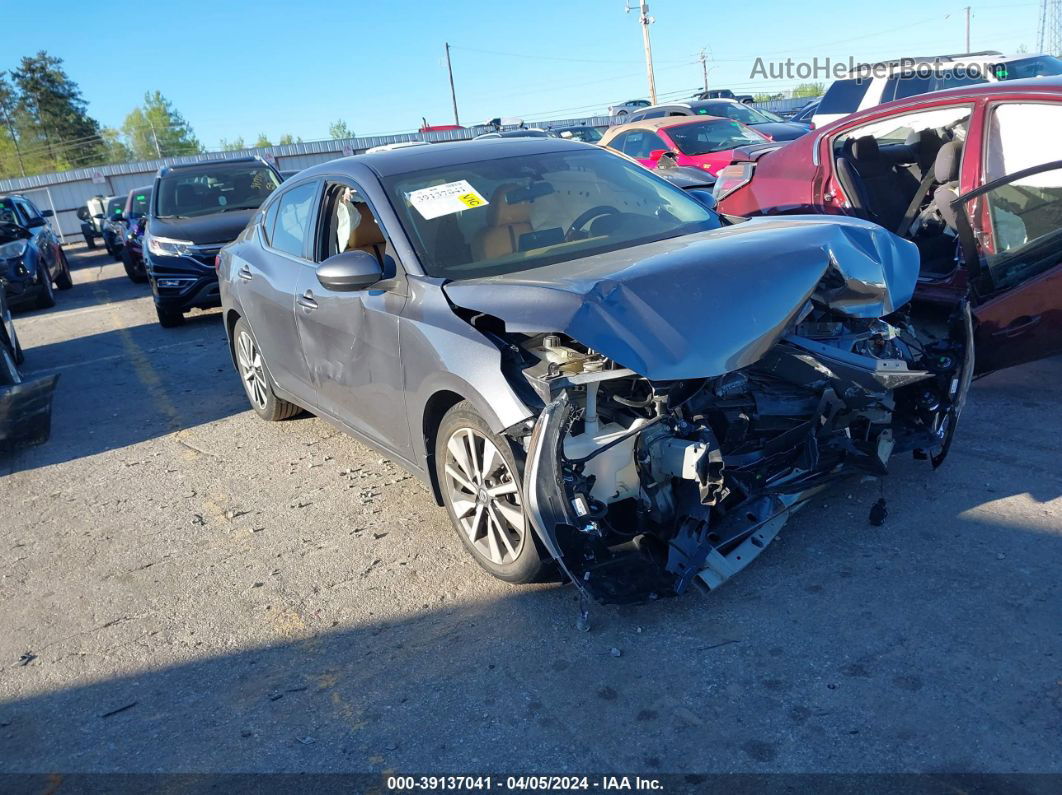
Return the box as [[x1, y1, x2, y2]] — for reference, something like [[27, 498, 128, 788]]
[[751, 96, 820, 116], [0, 115, 614, 241]]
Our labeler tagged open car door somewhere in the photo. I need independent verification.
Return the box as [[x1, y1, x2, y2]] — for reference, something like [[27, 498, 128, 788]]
[[953, 159, 1062, 375]]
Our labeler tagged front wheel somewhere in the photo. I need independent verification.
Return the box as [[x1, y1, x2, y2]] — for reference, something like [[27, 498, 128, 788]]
[[233, 317, 300, 421], [155, 305, 185, 328], [435, 401, 545, 584], [122, 248, 147, 283], [84, 235, 97, 250], [54, 250, 74, 290], [35, 264, 56, 309]]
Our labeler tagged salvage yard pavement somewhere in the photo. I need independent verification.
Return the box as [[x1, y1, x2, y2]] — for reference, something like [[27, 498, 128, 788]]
[[1, 243, 1060, 773]]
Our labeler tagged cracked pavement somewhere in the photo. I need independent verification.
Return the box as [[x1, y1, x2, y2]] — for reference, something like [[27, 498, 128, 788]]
[[1, 244, 1060, 773]]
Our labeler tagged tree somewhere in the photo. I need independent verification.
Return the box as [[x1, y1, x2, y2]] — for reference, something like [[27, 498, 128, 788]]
[[793, 82, 825, 98], [100, 127, 132, 164], [328, 119, 354, 139], [11, 51, 105, 171], [122, 91, 201, 160], [277, 133, 300, 145], [0, 72, 26, 178], [219, 136, 246, 151], [254, 133, 272, 148]]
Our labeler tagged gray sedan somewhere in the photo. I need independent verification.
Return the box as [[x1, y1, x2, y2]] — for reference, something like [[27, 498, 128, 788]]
[[218, 138, 971, 606]]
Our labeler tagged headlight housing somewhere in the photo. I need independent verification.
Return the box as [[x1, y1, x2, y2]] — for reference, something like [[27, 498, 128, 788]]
[[146, 235, 194, 257], [0, 240, 28, 260]]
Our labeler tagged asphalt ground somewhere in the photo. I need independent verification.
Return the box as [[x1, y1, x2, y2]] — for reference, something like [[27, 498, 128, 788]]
[[1, 243, 1059, 774]]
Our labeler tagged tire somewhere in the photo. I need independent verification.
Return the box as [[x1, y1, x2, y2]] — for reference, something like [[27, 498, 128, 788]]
[[0, 344, 18, 387], [84, 235, 96, 250], [122, 248, 147, 283], [232, 316, 300, 421], [111, 244, 123, 263], [435, 401, 545, 584], [155, 305, 185, 328], [103, 233, 116, 258], [35, 263, 56, 309], [55, 250, 73, 290]]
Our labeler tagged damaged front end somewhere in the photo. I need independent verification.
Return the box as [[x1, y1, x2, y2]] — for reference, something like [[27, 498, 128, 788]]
[[518, 302, 972, 604], [446, 217, 974, 605]]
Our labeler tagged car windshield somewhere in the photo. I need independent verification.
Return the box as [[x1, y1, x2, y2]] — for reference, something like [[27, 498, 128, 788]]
[[129, 189, 151, 219], [698, 103, 770, 125], [384, 148, 717, 280], [992, 55, 1062, 80], [155, 164, 280, 218], [557, 127, 603, 142], [666, 119, 766, 155]]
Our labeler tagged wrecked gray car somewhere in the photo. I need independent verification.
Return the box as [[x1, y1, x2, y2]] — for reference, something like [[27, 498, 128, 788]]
[[218, 139, 972, 606]]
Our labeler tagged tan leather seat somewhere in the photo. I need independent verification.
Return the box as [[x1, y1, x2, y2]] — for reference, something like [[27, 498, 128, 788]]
[[346, 202, 386, 262], [473, 184, 532, 260]]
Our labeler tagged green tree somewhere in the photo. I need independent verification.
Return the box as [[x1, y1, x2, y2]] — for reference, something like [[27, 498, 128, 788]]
[[122, 91, 201, 159], [254, 133, 272, 148], [793, 82, 825, 98], [11, 51, 106, 171], [100, 127, 132, 164], [277, 133, 301, 145], [219, 136, 246, 151], [328, 119, 354, 139], [0, 73, 26, 178]]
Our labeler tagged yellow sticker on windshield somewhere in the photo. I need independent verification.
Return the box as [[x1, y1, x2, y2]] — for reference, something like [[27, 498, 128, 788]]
[[408, 180, 489, 219]]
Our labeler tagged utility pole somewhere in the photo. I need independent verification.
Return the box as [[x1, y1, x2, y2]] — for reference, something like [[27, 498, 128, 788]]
[[147, 117, 162, 158], [965, 6, 971, 52], [445, 42, 460, 126], [627, 1, 658, 104], [699, 49, 709, 93]]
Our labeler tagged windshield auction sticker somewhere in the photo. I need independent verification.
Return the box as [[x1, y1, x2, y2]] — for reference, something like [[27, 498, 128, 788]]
[[408, 180, 489, 220]]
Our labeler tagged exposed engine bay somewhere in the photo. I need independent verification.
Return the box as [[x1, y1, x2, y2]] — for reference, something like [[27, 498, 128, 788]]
[[443, 215, 975, 605], [503, 300, 973, 605]]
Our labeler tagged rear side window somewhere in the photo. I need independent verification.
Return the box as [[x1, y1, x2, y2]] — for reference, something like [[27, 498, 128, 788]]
[[886, 74, 933, 101], [935, 71, 986, 91], [268, 181, 318, 258], [819, 79, 870, 115]]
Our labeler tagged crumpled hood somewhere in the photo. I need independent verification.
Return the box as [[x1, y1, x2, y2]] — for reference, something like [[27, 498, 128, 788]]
[[443, 216, 919, 381]]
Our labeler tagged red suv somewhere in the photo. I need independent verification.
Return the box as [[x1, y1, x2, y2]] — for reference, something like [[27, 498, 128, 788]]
[[714, 77, 1062, 376]]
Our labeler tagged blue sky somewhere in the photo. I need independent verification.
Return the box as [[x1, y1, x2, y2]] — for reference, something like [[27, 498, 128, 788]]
[[0, 0, 1045, 149]]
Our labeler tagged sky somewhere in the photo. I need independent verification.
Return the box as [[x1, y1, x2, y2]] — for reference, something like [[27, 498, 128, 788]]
[[0, 0, 1046, 150]]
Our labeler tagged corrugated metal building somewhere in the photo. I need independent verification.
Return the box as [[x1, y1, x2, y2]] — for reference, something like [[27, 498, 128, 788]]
[[0, 116, 613, 241]]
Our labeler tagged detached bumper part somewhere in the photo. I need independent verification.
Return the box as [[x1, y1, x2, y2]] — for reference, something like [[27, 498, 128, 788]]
[[0, 374, 59, 452]]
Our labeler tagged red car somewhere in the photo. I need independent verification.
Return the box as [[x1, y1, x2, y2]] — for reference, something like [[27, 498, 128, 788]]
[[714, 77, 1062, 376], [599, 116, 769, 176]]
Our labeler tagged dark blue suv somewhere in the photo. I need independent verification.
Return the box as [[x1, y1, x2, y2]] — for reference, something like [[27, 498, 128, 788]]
[[145, 157, 282, 327]]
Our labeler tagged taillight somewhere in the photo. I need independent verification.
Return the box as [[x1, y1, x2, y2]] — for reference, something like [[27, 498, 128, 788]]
[[809, 122, 816, 130], [713, 163, 755, 201]]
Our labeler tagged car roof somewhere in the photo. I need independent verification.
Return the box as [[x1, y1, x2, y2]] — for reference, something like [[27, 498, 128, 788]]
[[158, 156, 269, 177], [128, 185, 153, 195], [294, 137, 594, 179], [605, 115, 731, 135], [812, 76, 1062, 134]]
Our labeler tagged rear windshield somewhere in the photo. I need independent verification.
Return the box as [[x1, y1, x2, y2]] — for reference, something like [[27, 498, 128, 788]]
[[107, 197, 125, 217], [129, 189, 152, 219], [155, 163, 280, 218], [819, 79, 870, 115]]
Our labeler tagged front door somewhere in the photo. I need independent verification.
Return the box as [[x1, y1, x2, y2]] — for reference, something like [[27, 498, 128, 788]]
[[294, 180, 412, 456]]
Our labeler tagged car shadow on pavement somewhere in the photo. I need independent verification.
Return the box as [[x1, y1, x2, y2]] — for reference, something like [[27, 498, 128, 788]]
[[2, 315, 244, 474], [0, 492, 1059, 775]]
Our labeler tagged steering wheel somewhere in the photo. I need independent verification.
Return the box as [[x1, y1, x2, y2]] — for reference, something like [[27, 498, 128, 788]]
[[566, 205, 621, 240]]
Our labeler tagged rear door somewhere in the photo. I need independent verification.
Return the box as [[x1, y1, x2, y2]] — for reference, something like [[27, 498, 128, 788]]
[[237, 179, 320, 399], [956, 100, 1062, 374], [14, 198, 58, 277]]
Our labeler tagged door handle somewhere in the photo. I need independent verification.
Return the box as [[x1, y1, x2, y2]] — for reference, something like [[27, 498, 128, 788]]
[[296, 291, 318, 310], [237, 265, 253, 281], [992, 315, 1042, 337]]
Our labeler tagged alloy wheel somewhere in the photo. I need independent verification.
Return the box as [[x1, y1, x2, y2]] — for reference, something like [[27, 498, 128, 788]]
[[443, 427, 526, 566], [236, 330, 268, 410]]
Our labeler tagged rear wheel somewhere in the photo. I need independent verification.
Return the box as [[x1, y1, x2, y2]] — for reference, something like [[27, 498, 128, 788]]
[[435, 401, 545, 584], [84, 234, 96, 250], [35, 263, 56, 309], [233, 317, 300, 421], [155, 305, 184, 328], [54, 250, 73, 290]]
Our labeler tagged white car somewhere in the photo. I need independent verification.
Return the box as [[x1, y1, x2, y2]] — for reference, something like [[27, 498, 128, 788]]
[[364, 141, 431, 154], [607, 99, 651, 117], [812, 52, 1062, 128]]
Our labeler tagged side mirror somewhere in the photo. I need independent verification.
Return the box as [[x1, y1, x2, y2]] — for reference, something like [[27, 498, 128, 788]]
[[648, 148, 670, 161], [688, 189, 718, 211], [41, 209, 54, 218], [316, 249, 383, 291], [76, 207, 90, 221], [25, 216, 47, 228]]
